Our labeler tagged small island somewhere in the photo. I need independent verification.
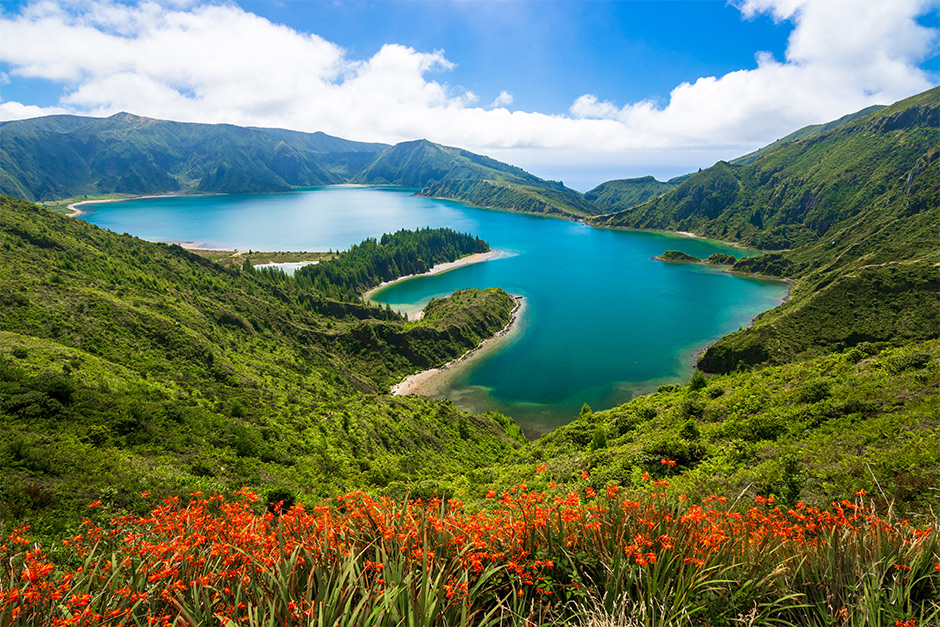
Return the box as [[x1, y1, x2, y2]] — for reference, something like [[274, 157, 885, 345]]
[[654, 249, 702, 263], [654, 250, 739, 265]]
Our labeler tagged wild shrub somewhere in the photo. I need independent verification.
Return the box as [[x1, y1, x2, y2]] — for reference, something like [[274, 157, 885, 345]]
[[688, 370, 707, 391], [884, 351, 932, 373], [796, 380, 831, 404]]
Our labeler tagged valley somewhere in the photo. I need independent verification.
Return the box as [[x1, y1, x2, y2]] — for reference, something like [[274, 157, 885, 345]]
[[0, 86, 938, 624]]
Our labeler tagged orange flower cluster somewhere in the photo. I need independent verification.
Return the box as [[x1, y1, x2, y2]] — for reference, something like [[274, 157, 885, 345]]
[[0, 480, 937, 625]]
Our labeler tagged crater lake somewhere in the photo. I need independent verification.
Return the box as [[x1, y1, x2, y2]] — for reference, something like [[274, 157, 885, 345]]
[[79, 186, 789, 435]]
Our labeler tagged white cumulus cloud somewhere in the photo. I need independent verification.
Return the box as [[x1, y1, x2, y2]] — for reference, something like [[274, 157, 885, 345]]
[[489, 90, 514, 108]]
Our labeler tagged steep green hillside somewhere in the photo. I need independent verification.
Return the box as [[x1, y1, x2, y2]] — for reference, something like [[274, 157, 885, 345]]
[[593, 88, 939, 254], [730, 104, 886, 166], [0, 195, 523, 535], [354, 139, 602, 218], [0, 113, 389, 200], [584, 175, 679, 212], [700, 261, 939, 372]]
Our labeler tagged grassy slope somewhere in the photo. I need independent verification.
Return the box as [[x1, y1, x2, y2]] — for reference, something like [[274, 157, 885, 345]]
[[584, 176, 678, 213], [0, 195, 523, 536], [699, 261, 939, 371], [729, 104, 886, 166]]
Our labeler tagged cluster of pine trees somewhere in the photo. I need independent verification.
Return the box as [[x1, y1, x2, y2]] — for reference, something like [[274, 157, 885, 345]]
[[285, 227, 488, 301]]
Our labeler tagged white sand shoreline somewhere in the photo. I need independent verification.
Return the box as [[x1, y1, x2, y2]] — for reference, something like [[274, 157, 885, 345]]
[[392, 294, 525, 396], [66, 193, 224, 218], [362, 249, 507, 301]]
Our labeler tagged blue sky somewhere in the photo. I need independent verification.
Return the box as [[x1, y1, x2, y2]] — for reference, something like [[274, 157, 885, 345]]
[[1, 0, 938, 189], [236, 1, 791, 114]]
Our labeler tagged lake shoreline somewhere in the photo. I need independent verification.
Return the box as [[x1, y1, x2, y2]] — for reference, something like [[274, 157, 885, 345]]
[[66, 192, 229, 218], [65, 187, 787, 260], [392, 295, 525, 397]]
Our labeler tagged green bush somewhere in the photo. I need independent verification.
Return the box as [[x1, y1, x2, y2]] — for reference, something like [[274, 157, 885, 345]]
[[589, 425, 608, 451], [706, 386, 725, 398], [796, 380, 831, 403], [884, 351, 932, 373]]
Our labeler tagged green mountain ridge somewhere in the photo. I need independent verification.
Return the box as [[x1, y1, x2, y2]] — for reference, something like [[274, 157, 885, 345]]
[[592, 88, 939, 253], [729, 104, 887, 166], [0, 112, 391, 200], [353, 138, 601, 218], [0, 115, 596, 218], [584, 175, 683, 213]]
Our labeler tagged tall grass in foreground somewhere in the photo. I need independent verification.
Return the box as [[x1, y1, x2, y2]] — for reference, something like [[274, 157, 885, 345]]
[[1, 471, 938, 626]]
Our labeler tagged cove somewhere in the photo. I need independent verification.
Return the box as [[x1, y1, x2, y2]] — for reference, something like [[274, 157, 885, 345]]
[[80, 187, 789, 435]]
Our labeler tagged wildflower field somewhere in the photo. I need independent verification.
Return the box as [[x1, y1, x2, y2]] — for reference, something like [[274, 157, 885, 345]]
[[2, 465, 939, 627]]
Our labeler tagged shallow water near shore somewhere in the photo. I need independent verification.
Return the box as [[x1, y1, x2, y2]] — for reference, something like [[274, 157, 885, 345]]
[[80, 186, 789, 436]]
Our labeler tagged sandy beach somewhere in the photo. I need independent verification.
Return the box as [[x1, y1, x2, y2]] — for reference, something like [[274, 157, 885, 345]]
[[362, 249, 507, 302], [392, 294, 525, 396]]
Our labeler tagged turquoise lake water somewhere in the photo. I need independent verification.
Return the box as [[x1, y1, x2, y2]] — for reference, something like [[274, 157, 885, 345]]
[[81, 187, 789, 435]]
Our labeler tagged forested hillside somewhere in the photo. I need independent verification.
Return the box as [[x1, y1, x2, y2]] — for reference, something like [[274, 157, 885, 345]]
[[290, 227, 489, 301], [0, 195, 522, 535]]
